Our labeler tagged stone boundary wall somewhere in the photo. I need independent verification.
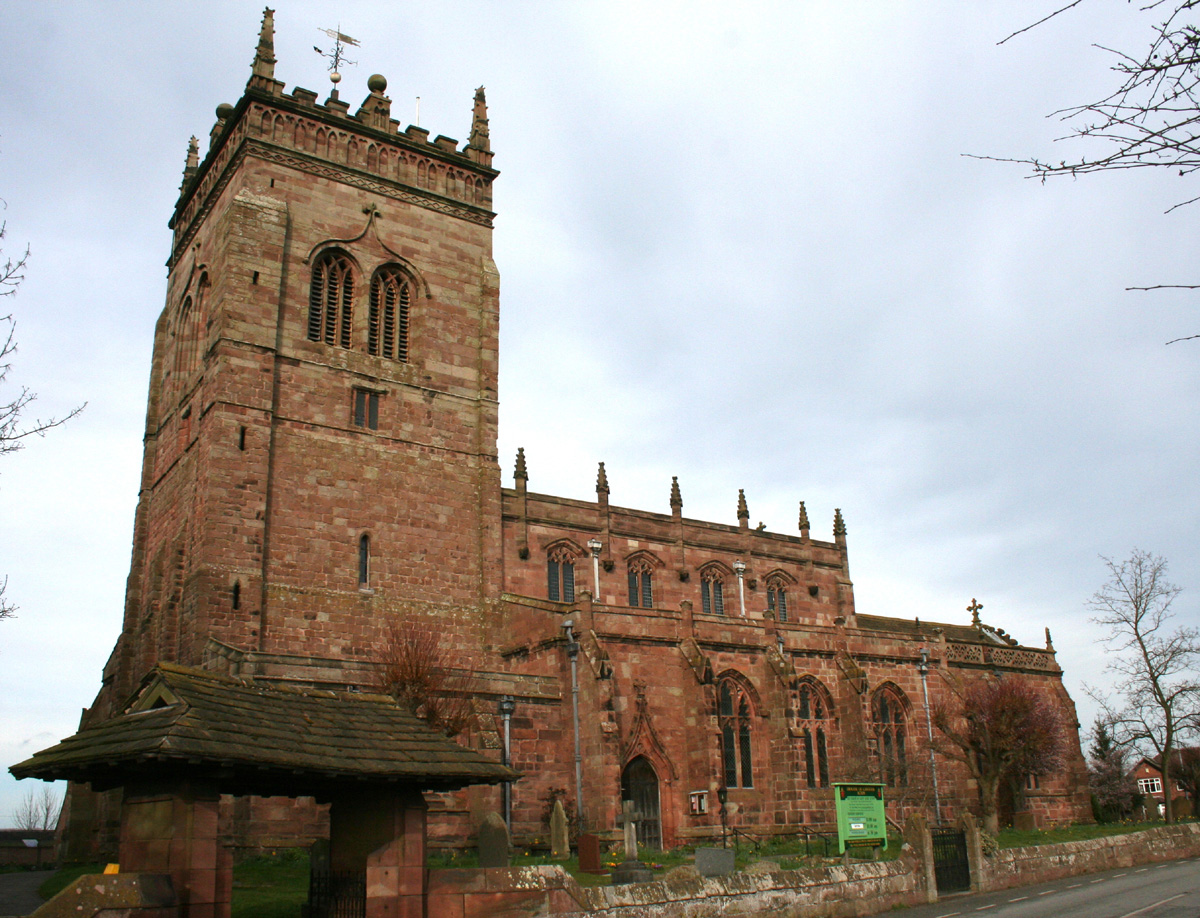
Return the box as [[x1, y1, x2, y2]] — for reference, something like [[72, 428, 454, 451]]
[[427, 857, 927, 918], [978, 823, 1200, 893], [428, 824, 1200, 918]]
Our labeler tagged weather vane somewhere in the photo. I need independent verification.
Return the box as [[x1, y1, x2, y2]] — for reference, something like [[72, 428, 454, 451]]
[[314, 25, 360, 96]]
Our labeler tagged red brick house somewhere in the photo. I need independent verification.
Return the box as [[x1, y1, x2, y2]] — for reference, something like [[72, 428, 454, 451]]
[[62, 10, 1091, 858], [1131, 756, 1194, 819]]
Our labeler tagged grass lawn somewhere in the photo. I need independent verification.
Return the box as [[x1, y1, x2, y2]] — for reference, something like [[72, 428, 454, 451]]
[[996, 820, 1179, 849], [231, 849, 309, 918]]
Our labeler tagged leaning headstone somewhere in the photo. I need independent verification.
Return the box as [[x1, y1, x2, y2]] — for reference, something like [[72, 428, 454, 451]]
[[695, 846, 735, 877], [611, 800, 654, 885], [578, 833, 605, 874], [477, 812, 510, 868], [550, 799, 570, 860]]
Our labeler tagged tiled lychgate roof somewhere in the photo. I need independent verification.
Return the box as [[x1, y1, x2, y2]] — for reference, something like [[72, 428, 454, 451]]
[[10, 664, 516, 796]]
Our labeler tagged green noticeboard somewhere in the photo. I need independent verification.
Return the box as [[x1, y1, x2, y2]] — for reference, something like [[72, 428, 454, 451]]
[[833, 783, 887, 853]]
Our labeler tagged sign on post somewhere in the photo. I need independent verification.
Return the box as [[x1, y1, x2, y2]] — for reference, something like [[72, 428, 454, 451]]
[[833, 783, 887, 854]]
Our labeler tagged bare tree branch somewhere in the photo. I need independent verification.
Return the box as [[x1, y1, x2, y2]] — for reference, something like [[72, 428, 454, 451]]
[[997, 0, 1086, 47], [13, 784, 61, 832]]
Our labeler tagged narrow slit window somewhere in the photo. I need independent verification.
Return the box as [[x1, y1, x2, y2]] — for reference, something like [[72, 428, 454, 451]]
[[358, 534, 370, 586], [353, 389, 380, 430]]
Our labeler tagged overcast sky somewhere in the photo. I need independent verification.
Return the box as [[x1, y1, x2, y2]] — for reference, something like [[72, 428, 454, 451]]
[[0, 2, 1197, 828]]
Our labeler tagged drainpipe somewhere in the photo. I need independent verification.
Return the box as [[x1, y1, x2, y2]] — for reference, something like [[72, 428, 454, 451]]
[[588, 538, 603, 602], [918, 648, 942, 824], [499, 695, 515, 831], [733, 559, 747, 616], [563, 620, 585, 833]]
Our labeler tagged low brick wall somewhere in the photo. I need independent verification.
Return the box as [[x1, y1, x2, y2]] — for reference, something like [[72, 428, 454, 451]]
[[428, 856, 928, 918], [979, 823, 1200, 893]]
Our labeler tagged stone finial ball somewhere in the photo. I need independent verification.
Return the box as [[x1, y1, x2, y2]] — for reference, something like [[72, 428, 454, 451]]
[[368, 74, 387, 93], [216, 103, 234, 120]]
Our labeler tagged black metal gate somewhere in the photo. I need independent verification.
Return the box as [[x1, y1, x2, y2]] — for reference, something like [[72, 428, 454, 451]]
[[308, 870, 366, 918], [931, 828, 970, 894]]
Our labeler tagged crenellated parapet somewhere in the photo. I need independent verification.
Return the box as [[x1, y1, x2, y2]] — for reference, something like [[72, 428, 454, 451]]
[[169, 10, 498, 268]]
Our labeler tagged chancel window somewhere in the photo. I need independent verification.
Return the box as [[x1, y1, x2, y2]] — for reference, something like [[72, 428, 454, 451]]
[[369, 266, 411, 361], [719, 678, 754, 788], [795, 681, 830, 788], [701, 570, 725, 615], [308, 251, 354, 348], [627, 559, 654, 608], [872, 688, 908, 787], [547, 546, 576, 602]]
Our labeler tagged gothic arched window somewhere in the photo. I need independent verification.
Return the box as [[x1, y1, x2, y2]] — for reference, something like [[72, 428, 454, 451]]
[[873, 687, 908, 787], [701, 568, 725, 616], [308, 251, 354, 348], [766, 581, 788, 622], [547, 545, 576, 602], [369, 265, 411, 361], [719, 678, 754, 788], [628, 558, 654, 608], [795, 680, 830, 788]]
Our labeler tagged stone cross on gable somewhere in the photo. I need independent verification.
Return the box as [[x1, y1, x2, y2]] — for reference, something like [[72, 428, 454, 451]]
[[967, 597, 984, 627]]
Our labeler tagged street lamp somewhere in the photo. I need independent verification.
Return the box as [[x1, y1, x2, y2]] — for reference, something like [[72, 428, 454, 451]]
[[563, 620, 584, 834], [498, 695, 516, 830], [732, 559, 747, 616], [917, 649, 942, 824], [587, 538, 602, 601]]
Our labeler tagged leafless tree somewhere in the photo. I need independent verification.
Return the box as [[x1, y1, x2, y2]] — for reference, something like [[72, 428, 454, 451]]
[[374, 617, 481, 737], [13, 784, 61, 832], [1087, 718, 1138, 822], [987, 2, 1200, 342], [1087, 549, 1200, 823], [0, 214, 85, 621]]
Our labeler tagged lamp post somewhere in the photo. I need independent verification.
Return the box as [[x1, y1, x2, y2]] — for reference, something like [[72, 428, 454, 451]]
[[917, 648, 942, 824], [733, 559, 746, 616], [587, 538, 602, 601], [498, 695, 516, 830]]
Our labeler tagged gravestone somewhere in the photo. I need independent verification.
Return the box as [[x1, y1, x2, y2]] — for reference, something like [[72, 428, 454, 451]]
[[550, 799, 570, 860], [610, 800, 654, 885], [477, 812, 510, 868], [695, 846, 735, 877], [578, 833, 605, 874]]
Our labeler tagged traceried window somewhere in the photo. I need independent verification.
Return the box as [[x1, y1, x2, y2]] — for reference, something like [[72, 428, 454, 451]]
[[547, 546, 576, 602], [795, 681, 830, 788], [719, 678, 754, 788], [627, 559, 654, 608], [308, 251, 354, 348], [369, 266, 411, 361], [766, 583, 788, 622], [700, 569, 725, 615], [872, 687, 908, 787]]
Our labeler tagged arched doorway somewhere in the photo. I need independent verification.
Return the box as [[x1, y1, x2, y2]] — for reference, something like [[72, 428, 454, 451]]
[[621, 756, 662, 851]]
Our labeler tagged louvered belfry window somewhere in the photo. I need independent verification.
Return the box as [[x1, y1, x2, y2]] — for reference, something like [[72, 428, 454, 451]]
[[308, 251, 354, 348], [369, 266, 411, 361]]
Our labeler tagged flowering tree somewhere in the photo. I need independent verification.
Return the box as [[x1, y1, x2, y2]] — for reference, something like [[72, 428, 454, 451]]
[[933, 678, 1065, 834]]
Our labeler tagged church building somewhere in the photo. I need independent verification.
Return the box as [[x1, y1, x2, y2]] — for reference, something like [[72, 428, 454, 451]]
[[71, 11, 1091, 857]]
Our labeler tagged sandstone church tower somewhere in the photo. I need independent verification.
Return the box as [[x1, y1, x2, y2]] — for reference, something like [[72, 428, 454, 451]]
[[100, 10, 502, 713]]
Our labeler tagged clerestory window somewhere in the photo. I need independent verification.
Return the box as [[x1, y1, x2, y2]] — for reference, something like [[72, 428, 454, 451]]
[[627, 559, 654, 608], [701, 571, 725, 615], [547, 546, 576, 602]]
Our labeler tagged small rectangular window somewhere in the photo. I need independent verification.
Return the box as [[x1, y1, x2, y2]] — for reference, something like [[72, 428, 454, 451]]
[[353, 389, 380, 429]]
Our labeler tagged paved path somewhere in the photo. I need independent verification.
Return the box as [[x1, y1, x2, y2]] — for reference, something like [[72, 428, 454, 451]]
[[0, 870, 52, 918]]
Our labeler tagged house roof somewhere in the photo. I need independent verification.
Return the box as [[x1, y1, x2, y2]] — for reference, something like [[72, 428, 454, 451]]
[[10, 664, 516, 797]]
